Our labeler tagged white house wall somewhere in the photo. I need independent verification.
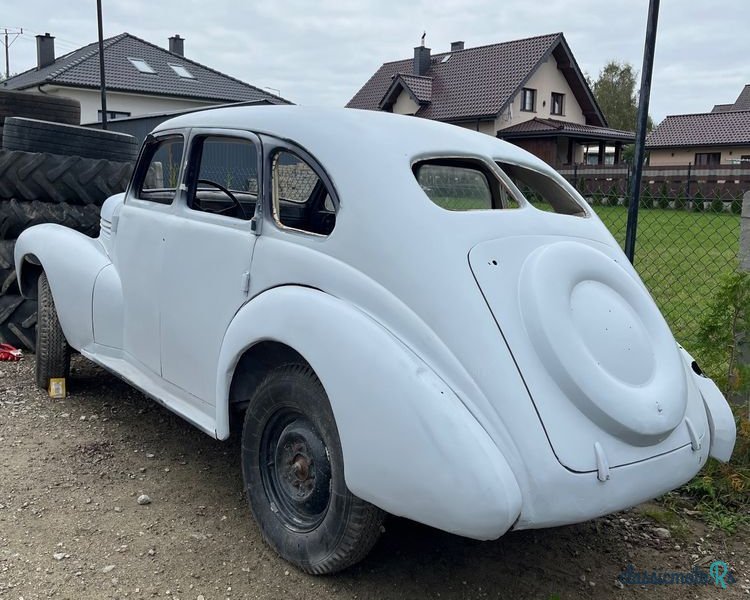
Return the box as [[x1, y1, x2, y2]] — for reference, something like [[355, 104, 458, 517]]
[[649, 146, 750, 166], [392, 90, 421, 116], [495, 55, 586, 132], [38, 85, 221, 123]]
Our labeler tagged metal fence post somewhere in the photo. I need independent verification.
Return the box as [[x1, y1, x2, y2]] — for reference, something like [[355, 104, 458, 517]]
[[734, 191, 750, 408], [573, 162, 578, 192], [686, 162, 692, 201]]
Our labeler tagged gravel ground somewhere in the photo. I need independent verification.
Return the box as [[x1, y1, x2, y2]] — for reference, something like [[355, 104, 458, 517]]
[[1, 355, 749, 599]]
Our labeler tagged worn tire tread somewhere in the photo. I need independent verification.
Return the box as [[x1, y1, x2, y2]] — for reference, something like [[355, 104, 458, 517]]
[[0, 149, 133, 205], [35, 272, 69, 388]]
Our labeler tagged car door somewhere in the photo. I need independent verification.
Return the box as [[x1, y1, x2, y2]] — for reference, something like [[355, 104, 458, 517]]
[[113, 132, 186, 375], [158, 129, 261, 405]]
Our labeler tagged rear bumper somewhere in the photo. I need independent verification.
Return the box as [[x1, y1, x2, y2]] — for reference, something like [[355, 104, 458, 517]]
[[512, 433, 709, 531]]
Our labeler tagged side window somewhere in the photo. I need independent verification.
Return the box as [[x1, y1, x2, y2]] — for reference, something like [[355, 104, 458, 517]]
[[414, 159, 519, 211], [137, 136, 184, 204], [496, 161, 586, 216], [272, 150, 336, 235], [187, 136, 258, 221]]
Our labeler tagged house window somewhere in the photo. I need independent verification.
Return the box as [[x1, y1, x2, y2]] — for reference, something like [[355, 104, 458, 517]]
[[128, 57, 156, 74], [551, 92, 564, 116], [97, 110, 131, 122], [741, 155, 750, 163], [694, 152, 721, 166], [521, 88, 536, 112], [169, 63, 194, 79]]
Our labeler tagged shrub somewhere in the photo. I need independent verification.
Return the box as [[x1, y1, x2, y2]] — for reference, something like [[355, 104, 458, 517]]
[[683, 271, 750, 531], [731, 196, 743, 215], [608, 184, 620, 206], [657, 182, 670, 209], [639, 186, 652, 209], [692, 190, 705, 212], [711, 193, 725, 214]]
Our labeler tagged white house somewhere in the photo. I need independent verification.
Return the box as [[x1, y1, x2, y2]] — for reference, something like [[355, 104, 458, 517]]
[[2, 32, 290, 124]]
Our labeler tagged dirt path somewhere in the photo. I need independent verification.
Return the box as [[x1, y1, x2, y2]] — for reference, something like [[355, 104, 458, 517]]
[[1, 356, 748, 599]]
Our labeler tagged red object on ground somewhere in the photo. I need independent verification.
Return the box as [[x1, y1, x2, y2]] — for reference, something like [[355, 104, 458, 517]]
[[0, 343, 22, 361]]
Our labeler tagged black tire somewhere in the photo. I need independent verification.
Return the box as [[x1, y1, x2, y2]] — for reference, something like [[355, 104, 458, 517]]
[[241, 364, 384, 574], [0, 199, 100, 239], [0, 239, 19, 294], [2, 117, 138, 162], [0, 90, 81, 126], [0, 149, 133, 205], [0, 293, 37, 352], [35, 272, 69, 389]]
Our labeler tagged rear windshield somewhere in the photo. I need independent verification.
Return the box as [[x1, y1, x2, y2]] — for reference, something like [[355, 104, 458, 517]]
[[413, 157, 585, 217], [496, 161, 586, 216], [414, 159, 519, 211]]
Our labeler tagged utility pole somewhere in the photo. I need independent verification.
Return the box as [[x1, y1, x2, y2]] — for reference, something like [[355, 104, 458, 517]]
[[2, 27, 23, 79], [96, 1, 108, 129]]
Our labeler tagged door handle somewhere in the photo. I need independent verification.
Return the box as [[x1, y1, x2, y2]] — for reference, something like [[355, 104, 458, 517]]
[[240, 271, 251, 294]]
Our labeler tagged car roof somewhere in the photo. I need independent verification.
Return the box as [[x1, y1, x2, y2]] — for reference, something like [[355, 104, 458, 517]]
[[153, 105, 552, 175]]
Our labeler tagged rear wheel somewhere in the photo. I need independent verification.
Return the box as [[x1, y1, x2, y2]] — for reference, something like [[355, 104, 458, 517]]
[[35, 272, 70, 390], [241, 364, 384, 574]]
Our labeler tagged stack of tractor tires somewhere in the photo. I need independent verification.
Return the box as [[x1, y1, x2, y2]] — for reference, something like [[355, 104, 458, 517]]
[[0, 90, 139, 352]]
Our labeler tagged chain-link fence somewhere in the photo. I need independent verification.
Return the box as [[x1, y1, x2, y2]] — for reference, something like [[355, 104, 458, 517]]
[[559, 163, 749, 348]]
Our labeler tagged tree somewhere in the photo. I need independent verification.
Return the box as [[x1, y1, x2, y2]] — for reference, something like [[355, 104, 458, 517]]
[[589, 61, 654, 133]]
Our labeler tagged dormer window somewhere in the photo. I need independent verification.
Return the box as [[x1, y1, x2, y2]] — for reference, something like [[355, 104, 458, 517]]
[[169, 63, 194, 78], [521, 88, 536, 112], [128, 58, 156, 74], [551, 92, 564, 116]]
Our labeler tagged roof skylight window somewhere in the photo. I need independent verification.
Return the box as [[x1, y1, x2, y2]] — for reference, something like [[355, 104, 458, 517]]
[[128, 58, 156, 74], [441, 54, 451, 63], [169, 63, 194, 79]]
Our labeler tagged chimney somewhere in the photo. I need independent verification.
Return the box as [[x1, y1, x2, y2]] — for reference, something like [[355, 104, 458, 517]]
[[36, 33, 55, 69], [413, 45, 431, 76], [451, 41, 465, 52], [169, 34, 184, 56]]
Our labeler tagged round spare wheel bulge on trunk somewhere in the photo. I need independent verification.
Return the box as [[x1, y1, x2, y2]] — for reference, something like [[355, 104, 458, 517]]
[[518, 241, 687, 445], [2, 117, 139, 162]]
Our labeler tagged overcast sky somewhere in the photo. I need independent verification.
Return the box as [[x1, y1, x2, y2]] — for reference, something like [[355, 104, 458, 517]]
[[2, 0, 748, 123]]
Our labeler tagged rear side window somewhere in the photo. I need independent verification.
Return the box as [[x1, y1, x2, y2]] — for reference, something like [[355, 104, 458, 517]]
[[414, 159, 519, 211], [272, 150, 336, 236], [497, 161, 586, 216], [137, 137, 184, 204]]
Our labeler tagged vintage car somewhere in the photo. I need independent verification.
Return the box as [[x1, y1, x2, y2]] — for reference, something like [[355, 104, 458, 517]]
[[15, 106, 736, 574]]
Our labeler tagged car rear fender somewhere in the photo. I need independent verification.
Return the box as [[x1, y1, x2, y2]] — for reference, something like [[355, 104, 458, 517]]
[[217, 285, 522, 539], [15, 224, 110, 351]]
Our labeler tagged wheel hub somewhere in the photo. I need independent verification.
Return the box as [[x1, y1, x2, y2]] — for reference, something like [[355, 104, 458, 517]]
[[261, 412, 332, 532]]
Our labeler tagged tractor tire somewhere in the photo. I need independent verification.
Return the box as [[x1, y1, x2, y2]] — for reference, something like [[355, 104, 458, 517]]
[[0, 149, 133, 205], [35, 272, 69, 388], [0, 199, 100, 239], [0, 90, 81, 126], [2, 117, 138, 162], [0, 239, 19, 295], [0, 293, 37, 352]]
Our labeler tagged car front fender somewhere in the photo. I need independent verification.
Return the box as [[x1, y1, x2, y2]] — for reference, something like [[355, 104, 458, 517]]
[[217, 285, 522, 540], [15, 224, 109, 351]]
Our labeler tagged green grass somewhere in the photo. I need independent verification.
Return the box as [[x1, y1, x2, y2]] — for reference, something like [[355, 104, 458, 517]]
[[593, 206, 740, 349]]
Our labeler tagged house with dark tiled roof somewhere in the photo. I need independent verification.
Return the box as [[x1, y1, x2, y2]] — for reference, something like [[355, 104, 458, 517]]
[[647, 85, 750, 166], [2, 32, 290, 124], [346, 33, 634, 166]]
